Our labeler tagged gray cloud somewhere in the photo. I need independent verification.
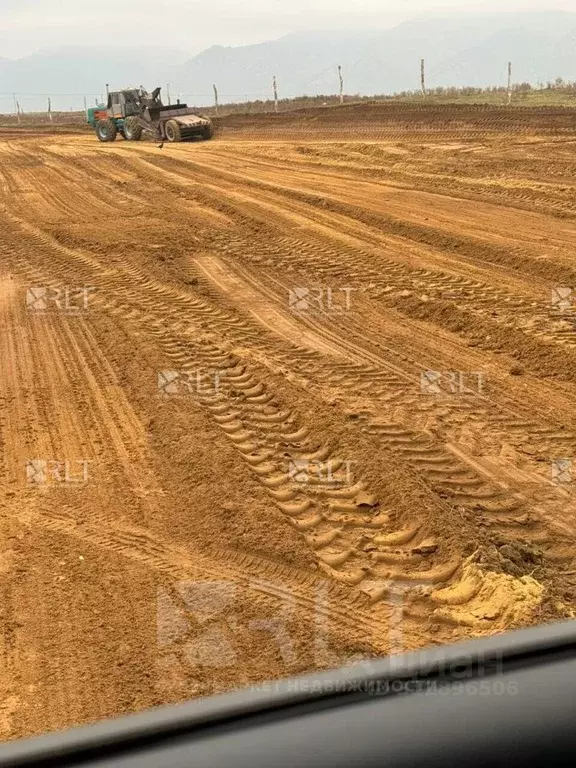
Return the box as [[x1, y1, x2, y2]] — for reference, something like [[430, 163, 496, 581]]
[[1, 0, 576, 58]]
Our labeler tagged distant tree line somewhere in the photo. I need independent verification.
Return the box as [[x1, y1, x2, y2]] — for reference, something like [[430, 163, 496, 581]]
[[388, 80, 576, 99], [197, 81, 576, 115], [2, 81, 576, 124]]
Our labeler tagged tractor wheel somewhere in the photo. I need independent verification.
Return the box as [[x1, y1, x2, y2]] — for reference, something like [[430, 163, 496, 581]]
[[96, 119, 118, 142], [165, 120, 182, 143], [202, 125, 214, 140], [124, 117, 143, 141]]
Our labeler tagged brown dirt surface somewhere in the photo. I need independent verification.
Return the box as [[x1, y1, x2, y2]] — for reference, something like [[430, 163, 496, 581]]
[[214, 102, 576, 140], [1, 103, 576, 741]]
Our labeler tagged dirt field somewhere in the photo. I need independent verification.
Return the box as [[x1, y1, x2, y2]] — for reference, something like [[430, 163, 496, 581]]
[[1, 104, 575, 740]]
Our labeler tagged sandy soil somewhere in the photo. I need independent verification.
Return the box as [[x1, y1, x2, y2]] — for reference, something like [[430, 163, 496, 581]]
[[1, 104, 575, 740]]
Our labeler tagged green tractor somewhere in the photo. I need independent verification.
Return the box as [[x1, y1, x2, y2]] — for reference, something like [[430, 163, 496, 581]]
[[87, 87, 213, 143]]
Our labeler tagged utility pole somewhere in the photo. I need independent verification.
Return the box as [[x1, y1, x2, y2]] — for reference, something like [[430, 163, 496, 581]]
[[105, 84, 110, 101], [420, 59, 426, 97], [213, 83, 219, 115], [273, 75, 279, 112], [83, 96, 87, 115], [48, 98, 53, 122], [338, 64, 344, 104], [12, 92, 18, 117], [507, 61, 513, 105], [166, 83, 171, 104]]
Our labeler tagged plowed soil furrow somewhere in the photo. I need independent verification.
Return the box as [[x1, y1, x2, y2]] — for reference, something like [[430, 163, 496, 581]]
[[1, 109, 575, 740], [113, 150, 576, 359]]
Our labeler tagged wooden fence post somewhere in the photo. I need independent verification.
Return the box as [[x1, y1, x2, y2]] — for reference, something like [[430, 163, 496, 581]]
[[420, 59, 426, 97], [273, 75, 279, 112]]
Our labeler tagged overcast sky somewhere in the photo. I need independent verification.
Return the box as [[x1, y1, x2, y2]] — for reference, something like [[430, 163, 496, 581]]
[[2, 0, 576, 59]]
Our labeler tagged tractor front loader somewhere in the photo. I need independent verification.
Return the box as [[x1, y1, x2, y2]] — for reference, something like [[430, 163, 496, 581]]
[[87, 86, 213, 143]]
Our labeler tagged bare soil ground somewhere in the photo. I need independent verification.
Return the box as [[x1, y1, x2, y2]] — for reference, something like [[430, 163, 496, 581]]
[[1, 103, 575, 740]]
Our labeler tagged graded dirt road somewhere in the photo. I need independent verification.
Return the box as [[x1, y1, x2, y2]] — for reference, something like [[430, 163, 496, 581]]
[[1, 105, 575, 740]]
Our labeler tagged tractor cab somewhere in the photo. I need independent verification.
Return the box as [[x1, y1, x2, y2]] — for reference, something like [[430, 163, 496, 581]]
[[107, 89, 146, 119]]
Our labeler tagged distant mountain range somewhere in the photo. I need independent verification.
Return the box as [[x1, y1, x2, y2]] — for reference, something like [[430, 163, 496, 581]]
[[0, 48, 190, 112], [2, 12, 576, 113]]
